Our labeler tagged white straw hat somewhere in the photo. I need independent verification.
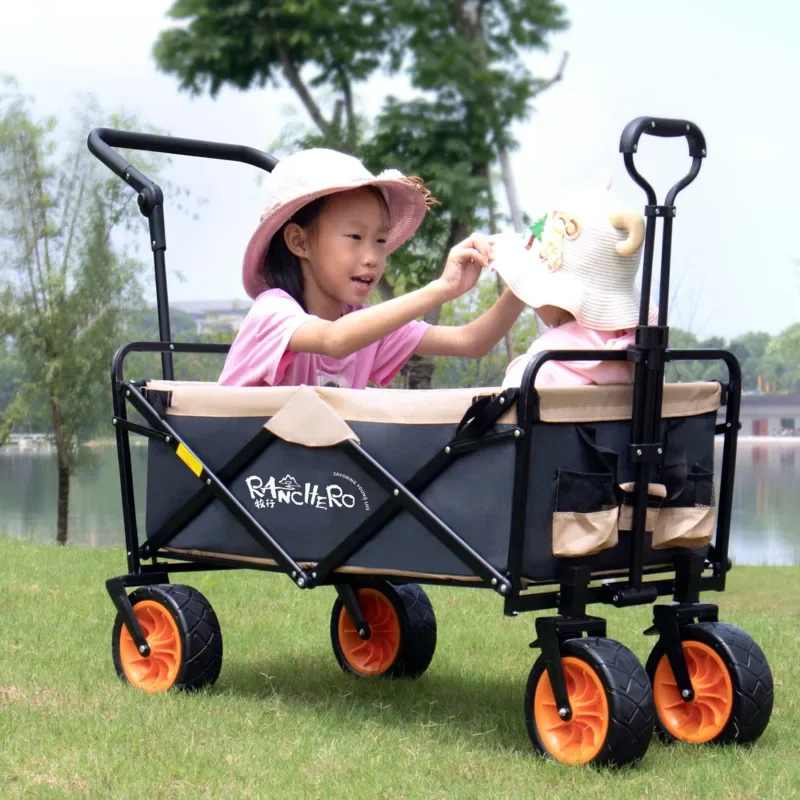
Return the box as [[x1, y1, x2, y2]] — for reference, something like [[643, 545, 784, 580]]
[[242, 149, 435, 299], [491, 181, 656, 330]]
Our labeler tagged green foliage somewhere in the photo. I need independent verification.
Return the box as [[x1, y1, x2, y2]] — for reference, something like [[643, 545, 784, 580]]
[[0, 82, 167, 458], [154, 0, 394, 152], [121, 307, 234, 384], [431, 273, 539, 388], [664, 326, 800, 392], [0, 79, 180, 541], [154, 1, 568, 296]]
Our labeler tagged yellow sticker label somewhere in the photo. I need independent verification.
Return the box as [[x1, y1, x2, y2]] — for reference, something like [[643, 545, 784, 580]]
[[175, 443, 203, 478]]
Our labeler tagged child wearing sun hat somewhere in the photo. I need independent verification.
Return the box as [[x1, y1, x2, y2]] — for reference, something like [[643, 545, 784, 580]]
[[490, 180, 655, 389], [218, 148, 525, 389]]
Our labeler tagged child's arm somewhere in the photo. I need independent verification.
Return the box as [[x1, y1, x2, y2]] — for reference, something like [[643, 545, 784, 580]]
[[413, 288, 526, 359], [287, 235, 492, 359]]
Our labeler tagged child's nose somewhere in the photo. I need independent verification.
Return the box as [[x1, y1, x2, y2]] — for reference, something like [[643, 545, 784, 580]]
[[362, 245, 379, 266]]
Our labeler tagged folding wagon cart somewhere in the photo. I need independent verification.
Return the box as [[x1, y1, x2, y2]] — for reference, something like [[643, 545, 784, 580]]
[[89, 117, 774, 767]]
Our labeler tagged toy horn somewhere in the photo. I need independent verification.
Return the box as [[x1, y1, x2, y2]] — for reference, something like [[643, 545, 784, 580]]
[[609, 208, 645, 256]]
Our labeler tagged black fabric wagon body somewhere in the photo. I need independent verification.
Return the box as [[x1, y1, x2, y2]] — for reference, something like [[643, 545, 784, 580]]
[[144, 380, 721, 584]]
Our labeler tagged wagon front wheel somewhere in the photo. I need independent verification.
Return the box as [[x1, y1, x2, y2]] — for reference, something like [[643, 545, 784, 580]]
[[111, 584, 223, 693], [525, 637, 655, 767], [646, 622, 773, 745], [330, 582, 437, 678]]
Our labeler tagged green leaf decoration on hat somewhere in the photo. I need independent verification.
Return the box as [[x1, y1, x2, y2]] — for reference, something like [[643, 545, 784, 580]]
[[522, 214, 547, 249]]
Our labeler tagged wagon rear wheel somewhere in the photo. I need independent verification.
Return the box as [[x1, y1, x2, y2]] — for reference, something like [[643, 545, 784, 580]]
[[646, 622, 773, 745], [112, 584, 222, 693], [330, 582, 436, 679], [525, 637, 655, 767]]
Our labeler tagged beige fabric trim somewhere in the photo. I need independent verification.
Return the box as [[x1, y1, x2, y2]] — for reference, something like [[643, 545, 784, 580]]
[[534, 382, 721, 423], [619, 481, 667, 498], [619, 506, 659, 532], [162, 547, 679, 583], [162, 547, 480, 582], [146, 380, 722, 425], [618, 482, 667, 532], [332, 565, 481, 583], [264, 385, 359, 447], [552, 507, 619, 557], [652, 507, 715, 550]]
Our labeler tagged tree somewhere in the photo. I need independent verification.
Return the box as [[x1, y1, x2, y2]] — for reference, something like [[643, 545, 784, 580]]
[[728, 331, 772, 392], [0, 80, 165, 543], [153, 0, 568, 387], [0, 338, 20, 445], [122, 306, 234, 384], [153, 0, 393, 155], [430, 272, 539, 388], [762, 323, 800, 392]]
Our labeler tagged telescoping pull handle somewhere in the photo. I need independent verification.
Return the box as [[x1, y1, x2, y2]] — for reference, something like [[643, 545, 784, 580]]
[[619, 116, 706, 208], [620, 116, 706, 159]]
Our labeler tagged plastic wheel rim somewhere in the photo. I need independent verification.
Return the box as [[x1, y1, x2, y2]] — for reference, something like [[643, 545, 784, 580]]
[[338, 589, 401, 676], [119, 600, 182, 693], [534, 656, 610, 765], [653, 640, 734, 743]]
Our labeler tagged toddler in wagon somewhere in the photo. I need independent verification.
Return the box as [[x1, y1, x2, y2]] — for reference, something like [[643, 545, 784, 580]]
[[490, 181, 655, 389]]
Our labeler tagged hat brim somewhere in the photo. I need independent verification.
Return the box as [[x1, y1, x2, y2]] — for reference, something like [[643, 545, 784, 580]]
[[242, 178, 428, 300], [491, 233, 657, 330]]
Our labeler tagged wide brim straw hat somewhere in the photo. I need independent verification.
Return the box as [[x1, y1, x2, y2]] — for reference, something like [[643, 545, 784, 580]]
[[242, 148, 434, 300], [491, 181, 657, 330]]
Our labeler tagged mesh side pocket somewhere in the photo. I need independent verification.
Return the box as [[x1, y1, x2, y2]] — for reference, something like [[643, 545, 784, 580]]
[[686, 470, 715, 507], [555, 470, 617, 514], [553, 470, 619, 558]]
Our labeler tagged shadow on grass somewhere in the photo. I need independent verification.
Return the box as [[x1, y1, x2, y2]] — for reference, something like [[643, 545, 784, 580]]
[[217, 655, 533, 755]]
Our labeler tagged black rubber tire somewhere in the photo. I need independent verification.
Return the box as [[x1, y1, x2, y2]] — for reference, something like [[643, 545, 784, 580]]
[[112, 583, 223, 692], [645, 622, 774, 745], [331, 582, 437, 679], [525, 637, 656, 767]]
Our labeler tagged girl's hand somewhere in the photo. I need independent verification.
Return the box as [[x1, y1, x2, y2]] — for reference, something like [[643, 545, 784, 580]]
[[434, 233, 494, 301]]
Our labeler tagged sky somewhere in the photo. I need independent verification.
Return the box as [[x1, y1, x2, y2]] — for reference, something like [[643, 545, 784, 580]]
[[2, 0, 798, 340]]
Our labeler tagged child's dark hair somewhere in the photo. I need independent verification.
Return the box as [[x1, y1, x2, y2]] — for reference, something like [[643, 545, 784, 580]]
[[263, 187, 389, 311]]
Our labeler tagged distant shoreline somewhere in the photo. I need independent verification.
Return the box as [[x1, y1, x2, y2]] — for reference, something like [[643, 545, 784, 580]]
[[729, 436, 800, 445], [4, 435, 799, 453]]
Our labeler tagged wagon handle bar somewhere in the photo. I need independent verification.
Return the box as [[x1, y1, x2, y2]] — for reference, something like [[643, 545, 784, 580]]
[[87, 128, 278, 204], [88, 129, 277, 381], [619, 117, 706, 206]]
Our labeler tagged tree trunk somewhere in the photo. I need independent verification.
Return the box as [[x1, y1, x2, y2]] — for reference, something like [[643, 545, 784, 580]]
[[497, 146, 523, 233], [486, 169, 514, 361], [403, 218, 470, 389], [51, 400, 70, 545], [404, 354, 437, 390]]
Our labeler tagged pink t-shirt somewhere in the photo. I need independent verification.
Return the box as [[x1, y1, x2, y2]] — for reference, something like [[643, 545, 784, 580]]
[[218, 289, 429, 389], [502, 321, 636, 389]]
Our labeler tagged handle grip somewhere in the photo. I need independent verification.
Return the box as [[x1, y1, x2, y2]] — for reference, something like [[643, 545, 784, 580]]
[[620, 117, 706, 159]]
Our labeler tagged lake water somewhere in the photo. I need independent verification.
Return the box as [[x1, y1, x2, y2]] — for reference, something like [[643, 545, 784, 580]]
[[1, 439, 798, 566]]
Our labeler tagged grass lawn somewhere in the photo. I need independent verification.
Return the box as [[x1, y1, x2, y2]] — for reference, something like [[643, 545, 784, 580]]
[[1, 537, 798, 799]]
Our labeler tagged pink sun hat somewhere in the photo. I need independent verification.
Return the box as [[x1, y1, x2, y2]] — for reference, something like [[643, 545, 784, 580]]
[[242, 148, 435, 300]]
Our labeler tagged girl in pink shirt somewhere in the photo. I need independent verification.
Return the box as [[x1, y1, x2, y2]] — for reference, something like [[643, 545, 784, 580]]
[[490, 182, 657, 389], [219, 148, 525, 389]]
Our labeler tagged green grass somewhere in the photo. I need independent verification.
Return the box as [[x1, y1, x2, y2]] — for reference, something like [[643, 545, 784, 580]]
[[1, 537, 798, 799]]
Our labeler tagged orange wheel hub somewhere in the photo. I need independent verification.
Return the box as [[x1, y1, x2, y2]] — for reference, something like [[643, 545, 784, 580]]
[[534, 657, 609, 765], [338, 589, 401, 676], [653, 640, 733, 743], [119, 600, 182, 693]]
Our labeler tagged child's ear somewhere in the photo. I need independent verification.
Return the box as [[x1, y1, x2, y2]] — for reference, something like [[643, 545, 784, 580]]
[[284, 223, 309, 259]]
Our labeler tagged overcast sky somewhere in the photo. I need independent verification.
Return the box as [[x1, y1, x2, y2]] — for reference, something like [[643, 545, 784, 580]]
[[3, 0, 798, 339]]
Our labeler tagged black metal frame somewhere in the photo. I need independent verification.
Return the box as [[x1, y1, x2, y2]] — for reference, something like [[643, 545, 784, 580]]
[[90, 117, 740, 715]]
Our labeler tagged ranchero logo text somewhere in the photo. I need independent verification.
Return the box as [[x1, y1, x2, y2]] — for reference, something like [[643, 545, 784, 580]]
[[245, 473, 370, 512]]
